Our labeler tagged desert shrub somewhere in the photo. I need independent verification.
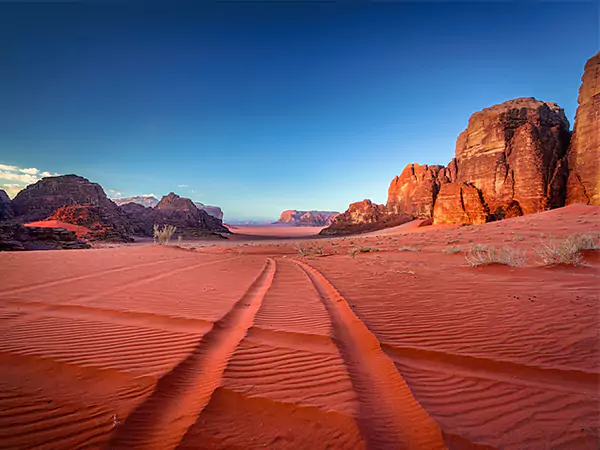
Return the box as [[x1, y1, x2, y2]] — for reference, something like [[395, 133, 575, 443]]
[[465, 244, 526, 268], [177, 235, 183, 245], [297, 246, 309, 257], [398, 246, 420, 252], [447, 237, 460, 244], [443, 245, 462, 254], [349, 246, 379, 258], [349, 247, 359, 258], [153, 224, 177, 245], [534, 233, 599, 266]]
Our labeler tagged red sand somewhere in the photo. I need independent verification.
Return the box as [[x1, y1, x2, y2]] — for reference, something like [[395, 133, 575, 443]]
[[24, 219, 92, 238], [1, 204, 599, 449]]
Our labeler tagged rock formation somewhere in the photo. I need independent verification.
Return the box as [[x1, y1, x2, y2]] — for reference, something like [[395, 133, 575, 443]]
[[47, 204, 133, 242], [386, 164, 446, 218], [0, 190, 14, 221], [194, 202, 224, 220], [112, 195, 159, 208], [320, 200, 410, 235], [276, 210, 340, 226], [121, 192, 228, 237], [566, 51, 600, 206], [0, 223, 89, 251], [433, 183, 489, 225]]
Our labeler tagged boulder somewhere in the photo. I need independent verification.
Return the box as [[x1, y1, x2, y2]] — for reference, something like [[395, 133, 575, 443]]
[[566, 52, 600, 206], [0, 189, 14, 221]]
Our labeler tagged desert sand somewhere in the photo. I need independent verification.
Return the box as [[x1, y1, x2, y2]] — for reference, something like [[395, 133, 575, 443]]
[[1, 204, 599, 449]]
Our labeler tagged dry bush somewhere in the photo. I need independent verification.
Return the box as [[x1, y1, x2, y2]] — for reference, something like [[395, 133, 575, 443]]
[[443, 245, 462, 254], [153, 224, 177, 245], [349, 246, 379, 258], [398, 246, 420, 252], [534, 233, 599, 266], [465, 244, 526, 268]]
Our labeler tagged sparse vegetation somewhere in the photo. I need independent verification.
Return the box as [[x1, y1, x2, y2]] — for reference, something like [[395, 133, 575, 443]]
[[443, 245, 462, 254], [153, 224, 177, 245], [534, 233, 599, 266], [398, 246, 420, 252], [465, 244, 526, 268], [349, 246, 379, 258]]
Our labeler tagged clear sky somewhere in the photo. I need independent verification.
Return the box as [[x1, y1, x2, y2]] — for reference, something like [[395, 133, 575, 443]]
[[0, 1, 598, 221]]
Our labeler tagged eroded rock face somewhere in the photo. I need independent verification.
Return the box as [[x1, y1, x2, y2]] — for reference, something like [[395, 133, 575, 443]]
[[0, 223, 89, 251], [566, 52, 600, 206], [0, 190, 13, 221], [119, 203, 156, 236], [276, 210, 340, 226], [48, 204, 133, 242], [433, 183, 490, 225], [452, 97, 571, 218], [386, 164, 445, 218], [320, 200, 410, 235]]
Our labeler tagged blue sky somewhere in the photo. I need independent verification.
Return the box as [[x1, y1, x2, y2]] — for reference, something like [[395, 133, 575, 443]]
[[0, 1, 598, 221]]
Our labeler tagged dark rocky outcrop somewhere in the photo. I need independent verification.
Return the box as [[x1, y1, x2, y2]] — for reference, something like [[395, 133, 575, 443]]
[[120, 193, 229, 237], [47, 204, 133, 242], [566, 51, 600, 206], [276, 210, 339, 226], [320, 200, 410, 235], [0, 223, 90, 251], [0, 190, 14, 221]]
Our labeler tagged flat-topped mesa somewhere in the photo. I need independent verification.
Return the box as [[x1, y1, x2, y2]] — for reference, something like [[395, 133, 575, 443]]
[[386, 163, 448, 219], [566, 51, 600, 206], [320, 199, 410, 235], [276, 210, 340, 226], [434, 97, 571, 224]]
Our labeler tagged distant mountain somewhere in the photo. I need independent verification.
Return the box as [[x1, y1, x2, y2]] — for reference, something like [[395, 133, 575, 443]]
[[275, 210, 339, 226], [112, 195, 159, 208], [194, 202, 223, 220]]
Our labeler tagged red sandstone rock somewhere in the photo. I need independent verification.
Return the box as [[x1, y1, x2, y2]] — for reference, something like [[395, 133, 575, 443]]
[[566, 52, 600, 206], [47, 204, 133, 242], [386, 164, 445, 218], [451, 98, 570, 219], [320, 200, 410, 235]]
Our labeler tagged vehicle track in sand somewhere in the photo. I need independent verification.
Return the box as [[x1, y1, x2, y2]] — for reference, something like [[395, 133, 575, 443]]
[[109, 258, 276, 450], [293, 259, 447, 450]]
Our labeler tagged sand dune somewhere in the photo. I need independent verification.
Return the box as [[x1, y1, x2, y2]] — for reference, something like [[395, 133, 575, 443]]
[[0, 205, 598, 449]]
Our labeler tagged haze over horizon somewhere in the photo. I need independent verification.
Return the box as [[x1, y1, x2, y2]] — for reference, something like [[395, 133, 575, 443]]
[[1, 1, 598, 221]]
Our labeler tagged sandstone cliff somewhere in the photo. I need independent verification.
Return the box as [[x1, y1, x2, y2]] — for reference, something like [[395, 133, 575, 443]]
[[386, 164, 446, 218], [277, 210, 339, 226], [47, 204, 133, 242], [194, 202, 224, 220], [566, 51, 600, 206]]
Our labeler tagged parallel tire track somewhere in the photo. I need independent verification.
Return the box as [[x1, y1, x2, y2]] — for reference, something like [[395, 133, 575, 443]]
[[294, 259, 446, 450], [109, 258, 276, 450]]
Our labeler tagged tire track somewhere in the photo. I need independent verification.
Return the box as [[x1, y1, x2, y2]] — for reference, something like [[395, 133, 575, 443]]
[[294, 259, 446, 450], [109, 258, 276, 450]]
